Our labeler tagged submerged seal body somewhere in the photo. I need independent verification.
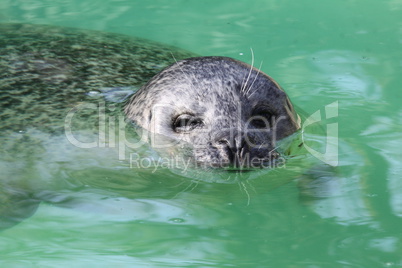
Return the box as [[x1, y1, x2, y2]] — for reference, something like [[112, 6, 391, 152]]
[[125, 56, 300, 169], [0, 23, 195, 134]]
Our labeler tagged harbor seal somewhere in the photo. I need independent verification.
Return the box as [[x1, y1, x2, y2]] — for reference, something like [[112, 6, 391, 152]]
[[0, 23, 300, 171], [125, 56, 300, 169], [0, 23, 302, 228]]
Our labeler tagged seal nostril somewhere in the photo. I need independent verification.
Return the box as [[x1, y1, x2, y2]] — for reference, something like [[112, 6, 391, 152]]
[[239, 144, 248, 158], [213, 132, 252, 167], [212, 136, 236, 165]]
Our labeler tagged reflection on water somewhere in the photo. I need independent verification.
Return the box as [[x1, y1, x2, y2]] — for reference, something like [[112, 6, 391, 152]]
[[283, 49, 402, 228]]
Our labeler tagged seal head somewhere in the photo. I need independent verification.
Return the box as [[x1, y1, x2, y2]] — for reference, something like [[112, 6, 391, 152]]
[[125, 56, 300, 169]]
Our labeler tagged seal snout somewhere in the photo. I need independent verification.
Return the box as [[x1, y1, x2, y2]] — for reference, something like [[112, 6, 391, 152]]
[[212, 130, 276, 169], [213, 131, 248, 167]]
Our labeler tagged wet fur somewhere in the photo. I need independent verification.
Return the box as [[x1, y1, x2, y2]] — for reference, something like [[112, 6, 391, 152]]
[[125, 56, 300, 167]]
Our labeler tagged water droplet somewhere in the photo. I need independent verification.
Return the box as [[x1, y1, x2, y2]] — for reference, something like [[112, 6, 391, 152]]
[[168, 218, 185, 223]]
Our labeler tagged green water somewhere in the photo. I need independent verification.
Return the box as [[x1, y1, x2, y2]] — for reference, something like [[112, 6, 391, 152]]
[[1, 0, 402, 267]]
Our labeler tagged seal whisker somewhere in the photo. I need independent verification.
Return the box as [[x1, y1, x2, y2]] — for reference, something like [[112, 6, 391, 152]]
[[257, 143, 264, 150], [245, 60, 263, 98], [268, 145, 281, 154], [187, 180, 199, 192], [238, 181, 251, 206], [256, 141, 271, 150], [246, 180, 257, 195], [172, 180, 199, 199], [240, 48, 255, 95]]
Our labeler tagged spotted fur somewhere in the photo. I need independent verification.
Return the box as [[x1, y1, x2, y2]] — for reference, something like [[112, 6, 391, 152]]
[[0, 23, 195, 134], [125, 57, 300, 168]]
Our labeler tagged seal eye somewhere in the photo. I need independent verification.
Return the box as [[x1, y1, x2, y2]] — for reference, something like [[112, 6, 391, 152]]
[[173, 114, 204, 133], [250, 107, 274, 129]]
